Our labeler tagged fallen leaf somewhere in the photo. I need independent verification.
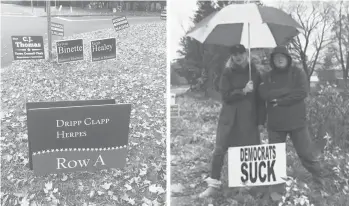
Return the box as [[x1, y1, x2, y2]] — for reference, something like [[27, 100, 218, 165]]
[[149, 184, 165, 194], [89, 190, 95, 198], [139, 168, 147, 176], [61, 174, 68, 182], [45, 181, 53, 191], [101, 182, 112, 190], [125, 184, 132, 191], [108, 191, 114, 196], [171, 183, 185, 193]]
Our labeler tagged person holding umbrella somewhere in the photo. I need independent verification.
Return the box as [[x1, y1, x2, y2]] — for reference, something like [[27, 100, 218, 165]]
[[258, 46, 325, 186], [199, 44, 266, 198]]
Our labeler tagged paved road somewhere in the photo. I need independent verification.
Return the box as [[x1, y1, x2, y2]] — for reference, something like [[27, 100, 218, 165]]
[[1, 5, 163, 68]]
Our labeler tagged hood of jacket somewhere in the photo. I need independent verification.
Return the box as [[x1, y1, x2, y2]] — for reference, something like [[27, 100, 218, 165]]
[[270, 46, 292, 71]]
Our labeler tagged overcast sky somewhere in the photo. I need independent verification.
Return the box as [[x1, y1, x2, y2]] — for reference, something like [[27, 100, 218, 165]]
[[168, 0, 325, 61]]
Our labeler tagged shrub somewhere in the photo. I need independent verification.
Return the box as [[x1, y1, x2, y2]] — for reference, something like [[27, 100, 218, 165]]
[[306, 83, 349, 150]]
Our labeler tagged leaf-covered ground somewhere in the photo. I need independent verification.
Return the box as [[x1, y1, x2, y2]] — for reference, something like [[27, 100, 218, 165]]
[[1, 22, 166, 206], [171, 92, 349, 206]]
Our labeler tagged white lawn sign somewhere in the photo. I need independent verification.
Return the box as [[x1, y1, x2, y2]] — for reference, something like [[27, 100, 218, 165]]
[[171, 93, 176, 105], [228, 143, 287, 187]]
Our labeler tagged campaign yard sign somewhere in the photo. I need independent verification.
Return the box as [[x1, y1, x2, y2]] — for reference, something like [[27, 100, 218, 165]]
[[160, 9, 166, 20], [56, 39, 84, 63], [91, 38, 116, 62], [112, 16, 129, 31], [170, 93, 176, 105], [11, 36, 45, 60], [228, 143, 287, 187], [51, 22, 64, 37], [171, 104, 180, 118], [26, 99, 131, 176]]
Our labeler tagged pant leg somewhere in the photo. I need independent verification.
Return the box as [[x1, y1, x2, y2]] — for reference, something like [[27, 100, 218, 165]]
[[289, 127, 323, 177], [268, 130, 288, 144], [266, 130, 288, 192], [210, 145, 229, 180], [210, 117, 231, 180]]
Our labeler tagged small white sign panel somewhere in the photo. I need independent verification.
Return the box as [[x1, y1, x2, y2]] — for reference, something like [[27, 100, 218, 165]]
[[171, 93, 176, 105], [228, 143, 287, 187]]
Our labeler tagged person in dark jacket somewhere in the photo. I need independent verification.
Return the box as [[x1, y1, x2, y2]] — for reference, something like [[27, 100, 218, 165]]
[[199, 44, 266, 198], [258, 46, 324, 186]]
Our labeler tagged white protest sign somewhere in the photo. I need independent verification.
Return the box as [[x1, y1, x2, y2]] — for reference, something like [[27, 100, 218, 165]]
[[228, 143, 286, 187], [171, 93, 176, 105]]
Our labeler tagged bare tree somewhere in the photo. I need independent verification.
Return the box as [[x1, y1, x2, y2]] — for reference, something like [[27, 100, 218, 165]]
[[330, 1, 349, 87], [281, 2, 334, 79]]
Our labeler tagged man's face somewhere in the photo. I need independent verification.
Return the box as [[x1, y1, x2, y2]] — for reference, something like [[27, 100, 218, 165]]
[[231, 52, 247, 66], [273, 53, 288, 69]]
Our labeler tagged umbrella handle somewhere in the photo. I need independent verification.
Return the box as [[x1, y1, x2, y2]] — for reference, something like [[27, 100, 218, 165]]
[[248, 22, 252, 81]]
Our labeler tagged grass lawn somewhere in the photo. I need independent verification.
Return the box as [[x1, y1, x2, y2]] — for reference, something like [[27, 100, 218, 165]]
[[1, 22, 166, 206], [170, 92, 349, 206]]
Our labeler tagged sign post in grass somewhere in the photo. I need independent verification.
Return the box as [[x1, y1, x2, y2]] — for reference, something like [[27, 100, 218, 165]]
[[46, 0, 52, 60], [26, 99, 132, 176]]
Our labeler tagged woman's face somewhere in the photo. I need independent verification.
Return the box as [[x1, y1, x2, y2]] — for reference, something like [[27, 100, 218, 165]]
[[231, 52, 247, 66], [273, 53, 288, 69]]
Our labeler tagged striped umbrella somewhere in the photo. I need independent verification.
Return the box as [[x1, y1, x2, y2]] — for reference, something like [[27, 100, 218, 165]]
[[186, 3, 302, 79]]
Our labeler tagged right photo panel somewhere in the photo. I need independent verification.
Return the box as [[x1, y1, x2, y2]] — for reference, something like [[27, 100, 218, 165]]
[[170, 0, 349, 206]]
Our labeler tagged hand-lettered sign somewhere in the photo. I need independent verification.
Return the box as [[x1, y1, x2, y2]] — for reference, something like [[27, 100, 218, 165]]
[[228, 143, 287, 187], [11, 36, 45, 60], [26, 99, 131, 176], [91, 38, 116, 62], [112, 16, 129, 31], [51, 22, 64, 37], [171, 104, 180, 118], [56, 39, 84, 63]]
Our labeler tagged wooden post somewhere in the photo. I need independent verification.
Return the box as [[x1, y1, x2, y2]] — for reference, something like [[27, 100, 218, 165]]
[[47, 1, 52, 60]]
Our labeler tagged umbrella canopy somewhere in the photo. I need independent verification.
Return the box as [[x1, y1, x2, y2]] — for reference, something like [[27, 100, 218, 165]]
[[187, 3, 302, 48]]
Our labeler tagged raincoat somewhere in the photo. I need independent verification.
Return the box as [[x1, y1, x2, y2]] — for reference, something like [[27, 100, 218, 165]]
[[216, 61, 266, 147], [258, 46, 308, 131]]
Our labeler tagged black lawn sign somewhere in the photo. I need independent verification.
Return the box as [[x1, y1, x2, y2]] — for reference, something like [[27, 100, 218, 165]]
[[51, 22, 64, 37], [171, 104, 180, 118], [112, 16, 129, 31], [91, 38, 116, 62], [56, 39, 84, 63], [11, 36, 45, 60], [26, 99, 132, 176]]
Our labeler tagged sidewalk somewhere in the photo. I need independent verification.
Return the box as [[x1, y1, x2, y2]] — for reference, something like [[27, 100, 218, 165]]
[[18, 5, 161, 17]]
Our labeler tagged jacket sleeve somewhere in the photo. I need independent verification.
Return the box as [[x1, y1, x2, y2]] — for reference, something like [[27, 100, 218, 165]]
[[255, 72, 267, 125], [258, 72, 289, 101], [277, 68, 308, 106], [219, 70, 246, 104]]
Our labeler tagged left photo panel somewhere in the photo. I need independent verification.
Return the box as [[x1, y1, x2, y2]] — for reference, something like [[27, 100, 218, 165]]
[[1, 1, 167, 205]]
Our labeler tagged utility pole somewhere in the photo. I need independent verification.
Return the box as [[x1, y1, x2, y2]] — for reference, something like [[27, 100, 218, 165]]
[[47, 0, 52, 60]]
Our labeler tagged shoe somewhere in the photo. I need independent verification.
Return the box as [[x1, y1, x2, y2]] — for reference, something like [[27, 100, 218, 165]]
[[199, 186, 221, 198], [198, 177, 222, 198]]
